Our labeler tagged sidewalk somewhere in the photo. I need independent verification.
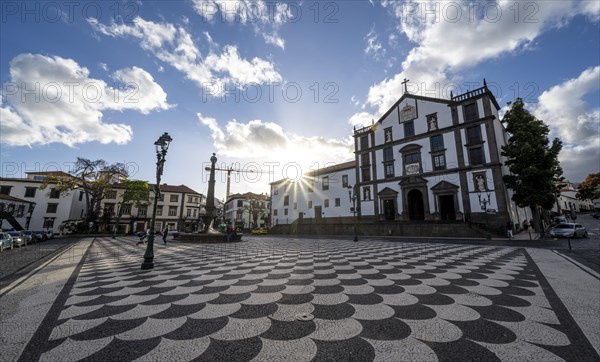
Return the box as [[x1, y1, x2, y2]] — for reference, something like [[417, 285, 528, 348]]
[[1, 236, 598, 361]]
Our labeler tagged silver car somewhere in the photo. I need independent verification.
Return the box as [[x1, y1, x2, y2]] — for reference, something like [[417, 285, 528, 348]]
[[7, 231, 26, 247], [550, 223, 588, 238]]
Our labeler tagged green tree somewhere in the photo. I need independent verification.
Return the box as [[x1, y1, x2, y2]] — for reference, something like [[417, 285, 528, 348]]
[[576, 173, 600, 202], [113, 180, 149, 236], [501, 98, 564, 232], [41, 158, 129, 223]]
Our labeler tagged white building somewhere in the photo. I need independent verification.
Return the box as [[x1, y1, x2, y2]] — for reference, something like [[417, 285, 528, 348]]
[[0, 171, 86, 232], [224, 192, 270, 229], [99, 184, 205, 234], [270, 82, 532, 236], [552, 181, 595, 216], [0, 171, 208, 234], [270, 161, 356, 226]]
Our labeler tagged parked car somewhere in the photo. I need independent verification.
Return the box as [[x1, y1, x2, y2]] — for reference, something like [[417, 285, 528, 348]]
[[34, 231, 49, 242], [21, 231, 36, 244], [7, 231, 26, 247], [0, 232, 14, 252], [549, 223, 588, 238], [553, 216, 568, 225], [251, 227, 268, 235]]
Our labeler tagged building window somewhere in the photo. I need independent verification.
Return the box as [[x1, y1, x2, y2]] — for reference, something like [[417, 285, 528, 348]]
[[284, 209, 288, 215], [49, 188, 60, 199], [273, 188, 278, 195], [360, 135, 369, 149], [170, 194, 179, 202], [384, 163, 395, 178], [361, 167, 371, 182], [236, 200, 242, 207], [16, 205, 25, 217], [361, 153, 370, 166], [0, 186, 11, 195], [404, 121, 415, 137], [79, 191, 84, 201], [466, 125, 482, 144], [335, 198, 341, 207], [43, 217, 55, 229], [284, 195, 289, 206], [324, 199, 330, 208], [187, 208, 192, 217], [273, 209, 278, 216], [469, 147, 485, 165], [383, 147, 394, 161], [24, 187, 37, 198], [427, 113, 438, 131], [342, 175, 348, 188], [308, 200, 313, 209], [46, 203, 58, 213], [193, 209, 197, 217], [104, 203, 115, 214], [431, 135, 444, 152], [138, 205, 147, 217], [384, 127, 393, 142], [433, 154, 446, 171], [121, 204, 131, 215], [293, 202, 297, 210], [105, 190, 117, 199], [404, 152, 421, 175], [464, 102, 479, 121], [322, 177, 329, 191], [308, 180, 314, 192], [168, 206, 178, 216], [156, 205, 163, 216], [363, 187, 371, 200]]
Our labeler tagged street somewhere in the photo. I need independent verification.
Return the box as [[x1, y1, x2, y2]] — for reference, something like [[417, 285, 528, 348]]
[[1, 234, 598, 361]]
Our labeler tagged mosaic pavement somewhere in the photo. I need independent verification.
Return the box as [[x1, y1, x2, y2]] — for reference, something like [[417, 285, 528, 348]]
[[5, 237, 600, 361]]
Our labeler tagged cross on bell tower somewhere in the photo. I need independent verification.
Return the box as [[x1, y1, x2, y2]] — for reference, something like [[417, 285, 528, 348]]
[[402, 78, 410, 94]]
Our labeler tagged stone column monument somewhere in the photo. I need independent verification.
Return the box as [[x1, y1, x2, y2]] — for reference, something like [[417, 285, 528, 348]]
[[201, 153, 218, 233]]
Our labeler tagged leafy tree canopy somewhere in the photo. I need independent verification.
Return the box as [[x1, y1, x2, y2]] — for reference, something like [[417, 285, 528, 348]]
[[501, 98, 564, 210], [576, 173, 600, 201], [41, 158, 129, 221]]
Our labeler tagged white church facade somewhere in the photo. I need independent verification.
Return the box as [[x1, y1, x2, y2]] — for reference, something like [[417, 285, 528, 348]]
[[270, 82, 532, 236]]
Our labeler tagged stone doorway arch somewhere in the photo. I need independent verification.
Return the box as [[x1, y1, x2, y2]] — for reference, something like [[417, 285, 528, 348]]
[[407, 189, 425, 220]]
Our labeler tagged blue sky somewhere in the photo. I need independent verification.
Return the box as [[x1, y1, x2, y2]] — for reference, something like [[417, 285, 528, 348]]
[[1, 0, 599, 199]]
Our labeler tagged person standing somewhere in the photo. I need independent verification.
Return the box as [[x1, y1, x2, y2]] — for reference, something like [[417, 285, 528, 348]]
[[506, 221, 514, 239], [162, 227, 168, 244]]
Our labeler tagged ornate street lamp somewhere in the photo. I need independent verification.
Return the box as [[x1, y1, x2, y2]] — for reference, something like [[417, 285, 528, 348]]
[[477, 191, 492, 240], [25, 202, 36, 230], [141, 132, 172, 270], [347, 185, 358, 242]]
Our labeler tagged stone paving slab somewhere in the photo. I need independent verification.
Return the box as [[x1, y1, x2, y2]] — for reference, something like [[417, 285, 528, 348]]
[[1, 237, 599, 361]]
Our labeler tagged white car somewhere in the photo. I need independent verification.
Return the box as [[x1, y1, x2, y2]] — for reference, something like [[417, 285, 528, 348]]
[[549, 223, 588, 238]]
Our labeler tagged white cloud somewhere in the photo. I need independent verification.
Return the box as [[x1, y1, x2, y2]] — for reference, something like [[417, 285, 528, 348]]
[[0, 53, 171, 147], [348, 111, 376, 127], [198, 113, 354, 171], [192, 0, 292, 49], [365, 0, 600, 114], [533, 66, 600, 181], [89, 17, 282, 95], [364, 27, 386, 60]]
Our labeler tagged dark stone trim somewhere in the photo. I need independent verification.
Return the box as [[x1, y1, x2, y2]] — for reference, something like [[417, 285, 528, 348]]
[[358, 115, 496, 153]]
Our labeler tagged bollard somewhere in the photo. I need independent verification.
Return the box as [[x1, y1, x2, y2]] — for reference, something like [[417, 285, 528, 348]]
[[567, 237, 572, 251]]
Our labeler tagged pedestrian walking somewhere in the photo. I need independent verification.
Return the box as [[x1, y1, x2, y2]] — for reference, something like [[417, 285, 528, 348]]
[[162, 227, 168, 244], [506, 221, 514, 239]]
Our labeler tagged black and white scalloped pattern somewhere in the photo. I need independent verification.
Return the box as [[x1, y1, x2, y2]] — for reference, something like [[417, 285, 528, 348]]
[[27, 238, 596, 361]]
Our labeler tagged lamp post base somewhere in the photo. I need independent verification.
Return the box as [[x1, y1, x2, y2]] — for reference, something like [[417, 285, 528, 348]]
[[141, 259, 154, 270]]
